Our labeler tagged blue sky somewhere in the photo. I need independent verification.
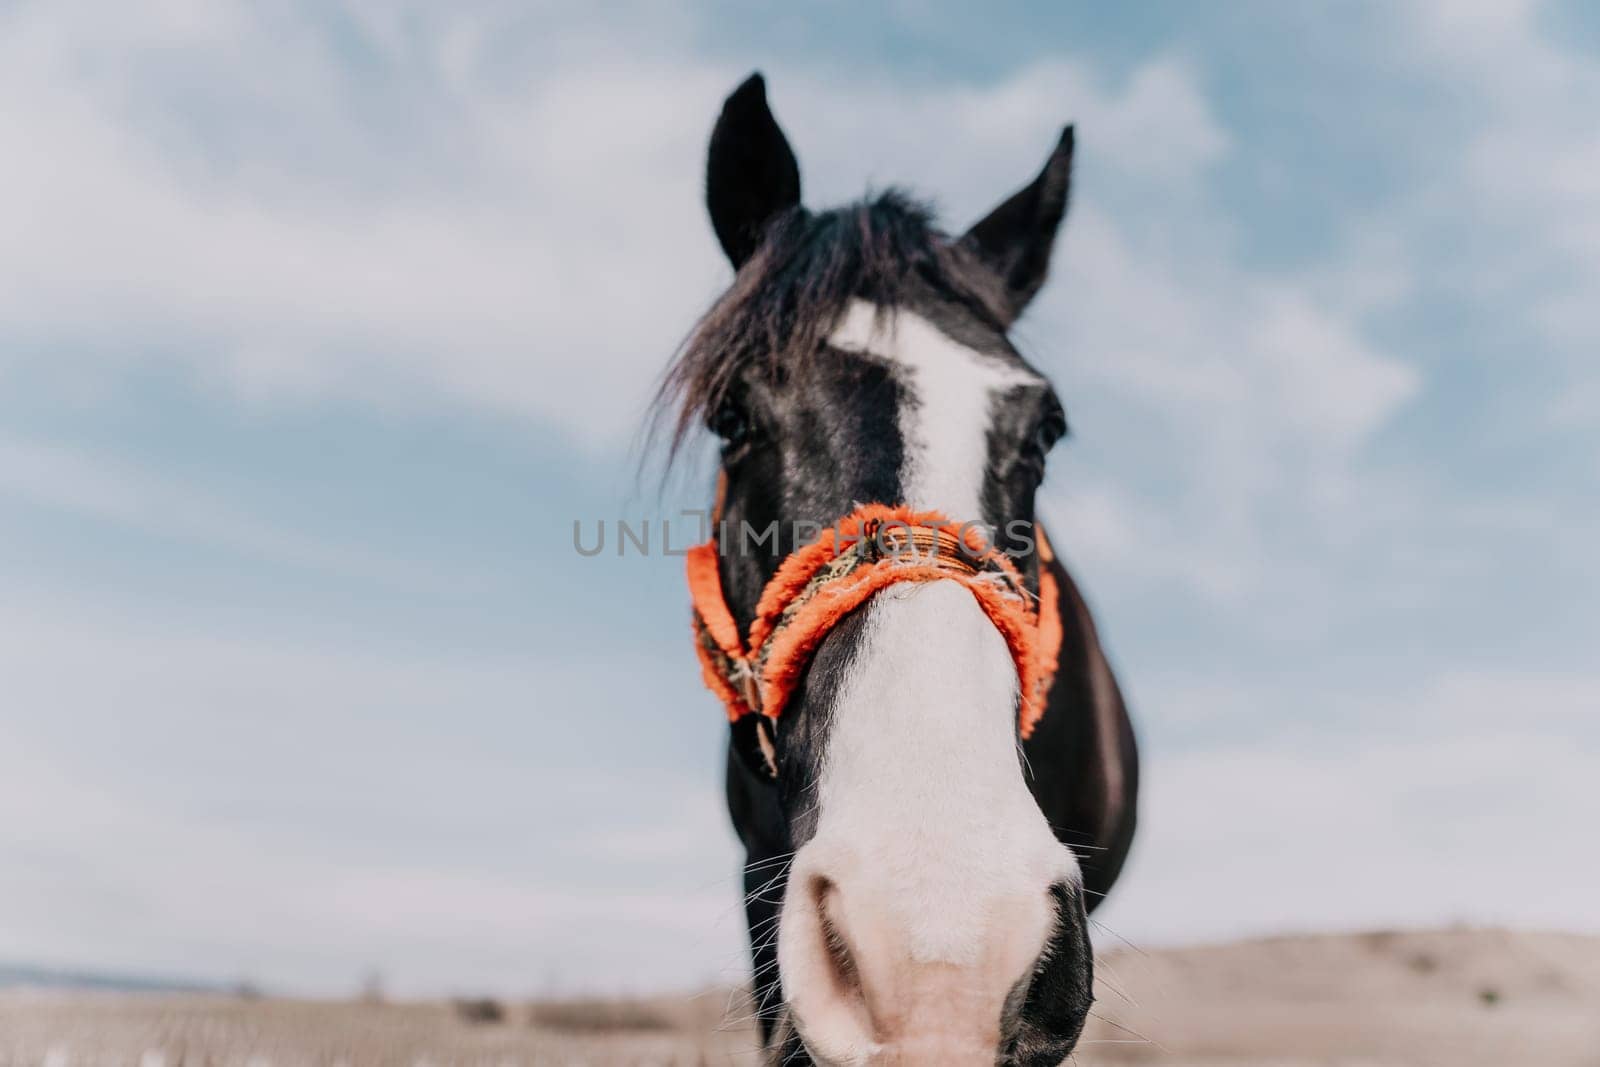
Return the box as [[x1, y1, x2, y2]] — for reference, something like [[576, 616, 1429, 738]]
[[1, 0, 1596, 995]]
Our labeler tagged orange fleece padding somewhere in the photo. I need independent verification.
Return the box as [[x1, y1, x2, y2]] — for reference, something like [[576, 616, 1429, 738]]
[[688, 504, 1062, 739], [685, 541, 744, 658], [1033, 527, 1063, 704]]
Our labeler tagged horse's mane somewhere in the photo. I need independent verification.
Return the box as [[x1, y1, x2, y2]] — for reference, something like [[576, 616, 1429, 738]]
[[654, 191, 1010, 457]]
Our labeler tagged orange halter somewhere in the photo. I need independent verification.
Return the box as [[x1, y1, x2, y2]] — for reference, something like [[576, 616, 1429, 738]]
[[686, 502, 1064, 753]]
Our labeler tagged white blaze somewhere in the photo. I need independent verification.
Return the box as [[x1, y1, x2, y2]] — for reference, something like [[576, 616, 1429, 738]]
[[791, 301, 1076, 967], [829, 298, 1041, 521]]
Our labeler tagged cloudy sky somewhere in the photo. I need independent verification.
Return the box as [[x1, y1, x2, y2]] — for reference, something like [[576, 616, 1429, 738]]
[[2, 0, 1597, 996]]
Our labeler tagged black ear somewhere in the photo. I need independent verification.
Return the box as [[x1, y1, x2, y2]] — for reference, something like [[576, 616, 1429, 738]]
[[707, 73, 802, 269], [962, 126, 1074, 323]]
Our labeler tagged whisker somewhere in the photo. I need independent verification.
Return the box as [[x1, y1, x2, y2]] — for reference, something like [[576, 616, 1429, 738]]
[[1088, 917, 1148, 958], [1086, 1009, 1167, 1053]]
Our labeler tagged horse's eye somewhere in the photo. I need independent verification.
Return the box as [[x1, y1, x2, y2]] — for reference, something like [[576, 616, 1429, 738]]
[[710, 402, 750, 448], [1032, 404, 1068, 457]]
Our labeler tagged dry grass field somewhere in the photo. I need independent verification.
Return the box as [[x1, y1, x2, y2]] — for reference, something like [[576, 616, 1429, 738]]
[[2, 929, 1595, 1066]]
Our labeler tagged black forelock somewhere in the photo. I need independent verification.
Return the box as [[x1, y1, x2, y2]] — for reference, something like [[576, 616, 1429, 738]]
[[653, 190, 1012, 458]]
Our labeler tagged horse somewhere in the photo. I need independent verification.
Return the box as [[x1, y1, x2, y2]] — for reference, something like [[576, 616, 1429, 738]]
[[657, 73, 1139, 1065]]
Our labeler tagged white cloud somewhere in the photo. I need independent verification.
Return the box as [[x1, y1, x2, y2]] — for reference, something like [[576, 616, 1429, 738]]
[[1248, 291, 1419, 445], [0, 728, 745, 994], [1026, 0, 1600, 621], [1357, 1, 1600, 359], [0, 599, 746, 994], [1033, 193, 1420, 613], [0, 3, 732, 445], [8, 1, 1410, 616], [0, 5, 1252, 455], [1095, 669, 1600, 948], [0, 3, 1429, 639], [0, 433, 474, 590]]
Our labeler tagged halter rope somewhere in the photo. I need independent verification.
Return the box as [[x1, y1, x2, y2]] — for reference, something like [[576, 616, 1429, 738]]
[[686, 502, 1063, 771]]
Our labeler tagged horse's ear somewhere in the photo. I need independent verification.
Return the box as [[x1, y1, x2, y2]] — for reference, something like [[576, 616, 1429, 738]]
[[707, 72, 802, 269], [961, 126, 1074, 323]]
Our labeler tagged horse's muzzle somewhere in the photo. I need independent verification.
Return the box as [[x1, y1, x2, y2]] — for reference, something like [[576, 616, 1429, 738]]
[[777, 859, 1092, 1066]]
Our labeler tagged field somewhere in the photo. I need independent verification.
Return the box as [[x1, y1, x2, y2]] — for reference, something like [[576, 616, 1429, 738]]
[[2, 929, 1595, 1066]]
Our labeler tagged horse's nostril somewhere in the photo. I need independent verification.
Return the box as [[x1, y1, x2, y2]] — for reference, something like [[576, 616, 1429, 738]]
[[1002, 881, 1095, 1066], [814, 878, 863, 1001], [779, 870, 880, 1060]]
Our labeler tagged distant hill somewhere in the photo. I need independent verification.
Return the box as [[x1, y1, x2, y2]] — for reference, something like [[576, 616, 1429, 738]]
[[0, 963, 228, 995], [3, 929, 1598, 1066]]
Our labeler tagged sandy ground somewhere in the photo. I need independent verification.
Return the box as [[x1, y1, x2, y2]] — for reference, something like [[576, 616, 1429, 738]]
[[1, 929, 1595, 1066]]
